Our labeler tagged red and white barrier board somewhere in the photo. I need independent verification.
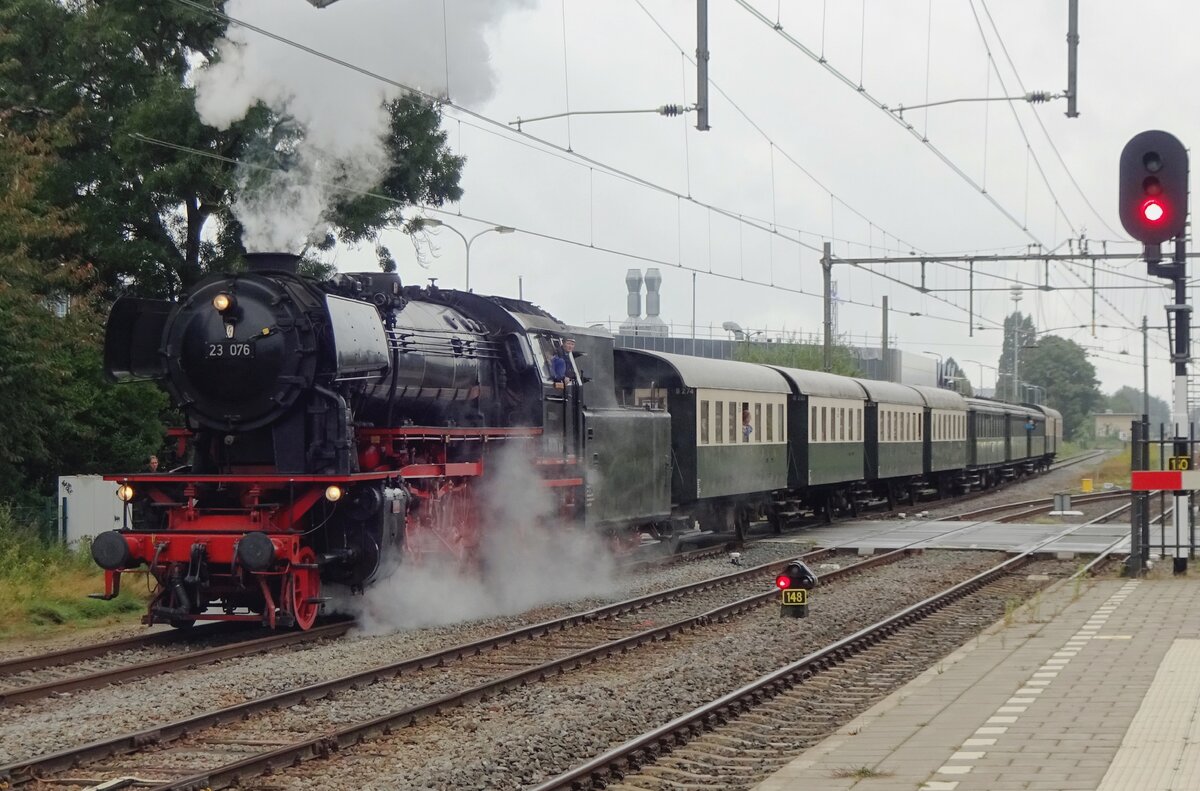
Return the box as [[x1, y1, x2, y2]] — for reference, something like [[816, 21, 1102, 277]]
[[1131, 470, 1200, 490]]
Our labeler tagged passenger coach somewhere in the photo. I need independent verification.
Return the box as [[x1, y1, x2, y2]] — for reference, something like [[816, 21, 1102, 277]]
[[614, 349, 789, 535]]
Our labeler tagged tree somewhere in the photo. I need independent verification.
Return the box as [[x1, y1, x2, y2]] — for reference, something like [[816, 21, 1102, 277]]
[[996, 311, 1036, 402], [1107, 386, 1170, 427], [0, 0, 464, 296], [943, 357, 973, 396], [0, 119, 166, 503], [734, 341, 861, 377], [1019, 335, 1102, 440]]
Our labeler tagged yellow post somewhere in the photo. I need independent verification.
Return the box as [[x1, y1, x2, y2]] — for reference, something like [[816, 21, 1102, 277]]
[[1081, 478, 1093, 493]]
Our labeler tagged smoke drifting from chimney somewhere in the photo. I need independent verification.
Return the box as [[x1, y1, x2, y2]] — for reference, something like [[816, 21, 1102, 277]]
[[193, 0, 531, 252]]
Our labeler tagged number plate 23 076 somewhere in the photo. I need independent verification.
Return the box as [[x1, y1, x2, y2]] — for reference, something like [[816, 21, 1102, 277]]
[[207, 342, 254, 359]]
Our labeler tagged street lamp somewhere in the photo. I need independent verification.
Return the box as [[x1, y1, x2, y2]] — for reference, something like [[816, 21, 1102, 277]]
[[922, 350, 943, 387], [1010, 285, 1024, 402], [419, 219, 515, 292], [964, 359, 997, 396]]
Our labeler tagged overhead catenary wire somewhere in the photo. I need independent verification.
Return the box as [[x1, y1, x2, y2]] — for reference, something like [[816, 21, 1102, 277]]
[[978, 0, 1124, 240], [167, 0, 1157, 338], [166, 0, 1020, 329], [966, 0, 1139, 329], [740, 0, 1150, 332], [129, 132, 975, 327]]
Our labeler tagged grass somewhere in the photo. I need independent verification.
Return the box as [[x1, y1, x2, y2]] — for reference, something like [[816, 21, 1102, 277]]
[[830, 766, 893, 779], [1081, 445, 1160, 491], [0, 504, 149, 639]]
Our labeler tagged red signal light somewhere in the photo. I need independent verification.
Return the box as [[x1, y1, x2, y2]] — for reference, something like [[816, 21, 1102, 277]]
[[775, 574, 792, 590], [1142, 199, 1166, 223]]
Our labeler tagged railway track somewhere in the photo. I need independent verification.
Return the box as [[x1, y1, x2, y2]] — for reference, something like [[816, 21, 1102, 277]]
[[0, 449, 1111, 727], [943, 488, 1130, 522], [0, 619, 353, 708], [534, 503, 1135, 790], [0, 503, 1098, 790], [3, 542, 1022, 790]]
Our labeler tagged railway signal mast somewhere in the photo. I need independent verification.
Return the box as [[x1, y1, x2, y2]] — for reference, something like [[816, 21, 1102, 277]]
[[1119, 130, 1190, 574]]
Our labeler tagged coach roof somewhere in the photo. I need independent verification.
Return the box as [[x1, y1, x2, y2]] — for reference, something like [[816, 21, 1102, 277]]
[[909, 385, 968, 410], [768, 366, 867, 400], [851, 378, 925, 407], [614, 349, 790, 393]]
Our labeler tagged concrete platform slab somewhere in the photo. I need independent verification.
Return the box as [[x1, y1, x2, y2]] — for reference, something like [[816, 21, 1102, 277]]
[[753, 573, 1200, 791]]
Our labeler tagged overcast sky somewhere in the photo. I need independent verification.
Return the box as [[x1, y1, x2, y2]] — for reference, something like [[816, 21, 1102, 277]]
[[211, 0, 1200, 403]]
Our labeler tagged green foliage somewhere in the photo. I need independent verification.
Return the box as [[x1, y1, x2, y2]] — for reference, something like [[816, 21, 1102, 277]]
[[0, 0, 464, 295], [0, 505, 147, 636], [1107, 385, 1169, 425], [996, 311, 1036, 401], [733, 340, 861, 376], [0, 118, 166, 502], [943, 357, 973, 396], [1020, 335, 1102, 440]]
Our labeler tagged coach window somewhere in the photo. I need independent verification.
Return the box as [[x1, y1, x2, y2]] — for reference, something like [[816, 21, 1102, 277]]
[[754, 403, 762, 442], [811, 406, 818, 441], [700, 400, 710, 444], [778, 404, 785, 441], [715, 401, 724, 444], [729, 401, 737, 443], [821, 406, 828, 442], [766, 402, 774, 441]]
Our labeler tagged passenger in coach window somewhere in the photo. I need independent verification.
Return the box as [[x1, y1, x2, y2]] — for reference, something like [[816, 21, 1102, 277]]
[[147, 455, 159, 473], [742, 409, 753, 442]]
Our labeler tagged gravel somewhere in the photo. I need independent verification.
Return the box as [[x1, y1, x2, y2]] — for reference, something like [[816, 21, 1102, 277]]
[[233, 551, 1059, 790], [0, 541, 807, 765]]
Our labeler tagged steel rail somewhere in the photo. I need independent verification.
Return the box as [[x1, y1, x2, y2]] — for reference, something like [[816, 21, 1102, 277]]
[[531, 502, 1133, 790], [0, 619, 353, 706], [0, 622, 252, 678], [147, 549, 915, 791], [0, 548, 850, 786]]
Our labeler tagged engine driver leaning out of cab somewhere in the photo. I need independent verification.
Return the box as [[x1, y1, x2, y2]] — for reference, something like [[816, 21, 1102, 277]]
[[551, 338, 576, 384]]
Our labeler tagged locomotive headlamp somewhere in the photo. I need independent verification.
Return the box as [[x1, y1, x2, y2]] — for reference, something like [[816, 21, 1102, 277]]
[[325, 485, 344, 502], [212, 293, 234, 313], [116, 484, 135, 502]]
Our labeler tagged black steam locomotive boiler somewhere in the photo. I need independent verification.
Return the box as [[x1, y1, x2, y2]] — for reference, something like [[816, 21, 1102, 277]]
[[94, 253, 671, 629]]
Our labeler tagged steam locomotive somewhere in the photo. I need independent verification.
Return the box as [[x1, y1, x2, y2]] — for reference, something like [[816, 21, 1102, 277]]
[[93, 252, 1060, 629]]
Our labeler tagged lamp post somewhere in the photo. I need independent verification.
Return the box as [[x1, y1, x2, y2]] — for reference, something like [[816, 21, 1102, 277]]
[[419, 219, 515, 292], [1010, 285, 1024, 402], [922, 350, 943, 387], [964, 359, 997, 396]]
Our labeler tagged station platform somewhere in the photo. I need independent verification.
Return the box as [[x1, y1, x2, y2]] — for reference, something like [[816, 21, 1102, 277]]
[[753, 569, 1200, 791]]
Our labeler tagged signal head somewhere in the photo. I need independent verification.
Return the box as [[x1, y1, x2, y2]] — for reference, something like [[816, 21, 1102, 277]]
[[1119, 130, 1188, 245]]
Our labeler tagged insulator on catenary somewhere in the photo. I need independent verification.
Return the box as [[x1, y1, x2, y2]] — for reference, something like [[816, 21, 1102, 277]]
[[657, 104, 688, 117], [1025, 91, 1054, 104]]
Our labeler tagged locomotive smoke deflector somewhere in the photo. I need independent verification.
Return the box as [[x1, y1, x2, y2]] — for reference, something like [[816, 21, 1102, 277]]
[[325, 295, 391, 379], [104, 296, 173, 382]]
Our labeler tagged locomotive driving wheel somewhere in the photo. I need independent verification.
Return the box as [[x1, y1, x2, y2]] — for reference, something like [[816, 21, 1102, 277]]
[[287, 547, 321, 631]]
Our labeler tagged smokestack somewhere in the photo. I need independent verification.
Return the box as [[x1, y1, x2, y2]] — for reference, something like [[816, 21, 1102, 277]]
[[245, 252, 301, 274], [625, 269, 643, 320], [644, 268, 662, 317], [643, 268, 667, 336]]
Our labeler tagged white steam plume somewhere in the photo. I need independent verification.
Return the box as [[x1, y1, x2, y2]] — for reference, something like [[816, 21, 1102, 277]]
[[342, 445, 619, 634], [194, 0, 528, 252]]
